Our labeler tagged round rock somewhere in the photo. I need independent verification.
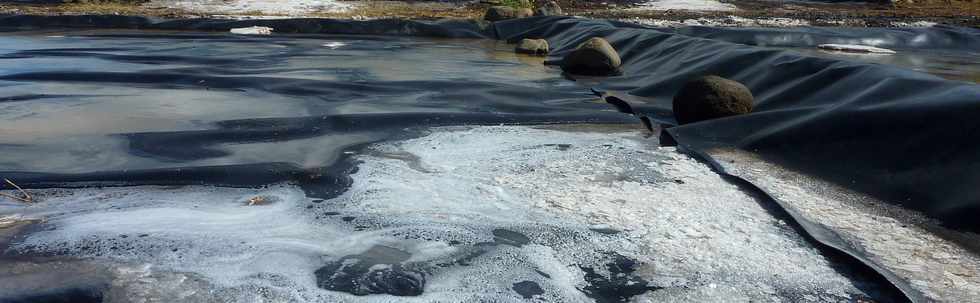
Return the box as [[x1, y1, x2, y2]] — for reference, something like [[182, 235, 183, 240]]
[[672, 75, 754, 125], [484, 6, 534, 21], [560, 37, 622, 76], [534, 1, 563, 16], [515, 38, 549, 55]]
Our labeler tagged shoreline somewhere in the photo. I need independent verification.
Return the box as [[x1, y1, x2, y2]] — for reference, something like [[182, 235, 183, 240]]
[[0, 0, 976, 28]]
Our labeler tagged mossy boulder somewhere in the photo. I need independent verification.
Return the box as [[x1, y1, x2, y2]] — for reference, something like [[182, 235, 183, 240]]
[[672, 75, 754, 124], [560, 37, 622, 76]]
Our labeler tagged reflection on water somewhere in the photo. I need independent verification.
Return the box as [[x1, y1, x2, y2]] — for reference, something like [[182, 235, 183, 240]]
[[781, 47, 980, 83], [0, 30, 581, 174]]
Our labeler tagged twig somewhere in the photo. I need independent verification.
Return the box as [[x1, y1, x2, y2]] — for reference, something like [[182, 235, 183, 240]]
[[1, 178, 32, 203]]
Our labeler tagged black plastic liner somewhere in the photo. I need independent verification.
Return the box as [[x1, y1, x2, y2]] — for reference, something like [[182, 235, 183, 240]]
[[0, 15, 494, 38], [2, 14, 979, 302], [494, 16, 980, 302], [633, 23, 980, 51], [495, 16, 980, 234]]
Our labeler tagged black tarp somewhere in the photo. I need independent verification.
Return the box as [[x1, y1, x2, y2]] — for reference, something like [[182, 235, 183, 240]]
[[495, 17, 980, 235], [495, 17, 980, 302], [641, 23, 980, 51], [1, 14, 979, 302]]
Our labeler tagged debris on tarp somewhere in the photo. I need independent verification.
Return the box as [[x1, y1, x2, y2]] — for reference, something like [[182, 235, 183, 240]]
[[0, 215, 40, 229], [817, 44, 896, 54], [0, 178, 32, 204], [230, 26, 274, 35], [245, 195, 278, 206]]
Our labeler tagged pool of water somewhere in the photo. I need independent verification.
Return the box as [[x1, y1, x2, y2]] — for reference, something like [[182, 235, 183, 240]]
[[0, 30, 901, 302], [0, 30, 598, 174]]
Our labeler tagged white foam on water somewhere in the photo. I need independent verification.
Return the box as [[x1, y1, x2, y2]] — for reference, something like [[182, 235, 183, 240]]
[[5, 186, 365, 287], [3, 125, 879, 302], [354, 126, 870, 300]]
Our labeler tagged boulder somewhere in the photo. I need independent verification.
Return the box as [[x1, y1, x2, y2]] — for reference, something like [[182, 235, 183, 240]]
[[672, 75, 754, 124], [515, 38, 549, 55], [560, 37, 622, 76], [534, 1, 563, 16], [484, 6, 534, 21]]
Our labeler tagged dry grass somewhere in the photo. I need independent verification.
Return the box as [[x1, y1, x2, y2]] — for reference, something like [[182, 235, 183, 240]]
[[58, 2, 147, 14], [0, 1, 188, 17]]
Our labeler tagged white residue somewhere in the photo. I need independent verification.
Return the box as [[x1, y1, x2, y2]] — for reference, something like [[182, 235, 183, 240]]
[[153, 0, 351, 15], [230, 26, 274, 35], [623, 16, 809, 28], [818, 44, 897, 54], [340, 125, 871, 301], [322, 41, 347, 49], [890, 21, 938, 28], [712, 149, 980, 302], [2, 125, 876, 301], [631, 0, 737, 12]]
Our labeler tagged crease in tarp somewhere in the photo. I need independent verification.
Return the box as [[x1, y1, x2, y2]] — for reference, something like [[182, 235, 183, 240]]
[[3, 14, 980, 303], [677, 143, 921, 303]]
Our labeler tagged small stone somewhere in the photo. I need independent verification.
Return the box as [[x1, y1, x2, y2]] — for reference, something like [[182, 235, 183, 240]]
[[672, 75, 754, 124], [515, 38, 549, 55], [483, 6, 533, 21], [561, 37, 622, 76], [534, 1, 563, 16]]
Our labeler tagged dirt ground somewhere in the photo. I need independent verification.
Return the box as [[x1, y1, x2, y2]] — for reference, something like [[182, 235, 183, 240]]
[[0, 0, 976, 27]]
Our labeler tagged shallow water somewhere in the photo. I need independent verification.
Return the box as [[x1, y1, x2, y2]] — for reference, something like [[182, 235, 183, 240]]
[[0, 30, 597, 174], [0, 30, 897, 302]]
